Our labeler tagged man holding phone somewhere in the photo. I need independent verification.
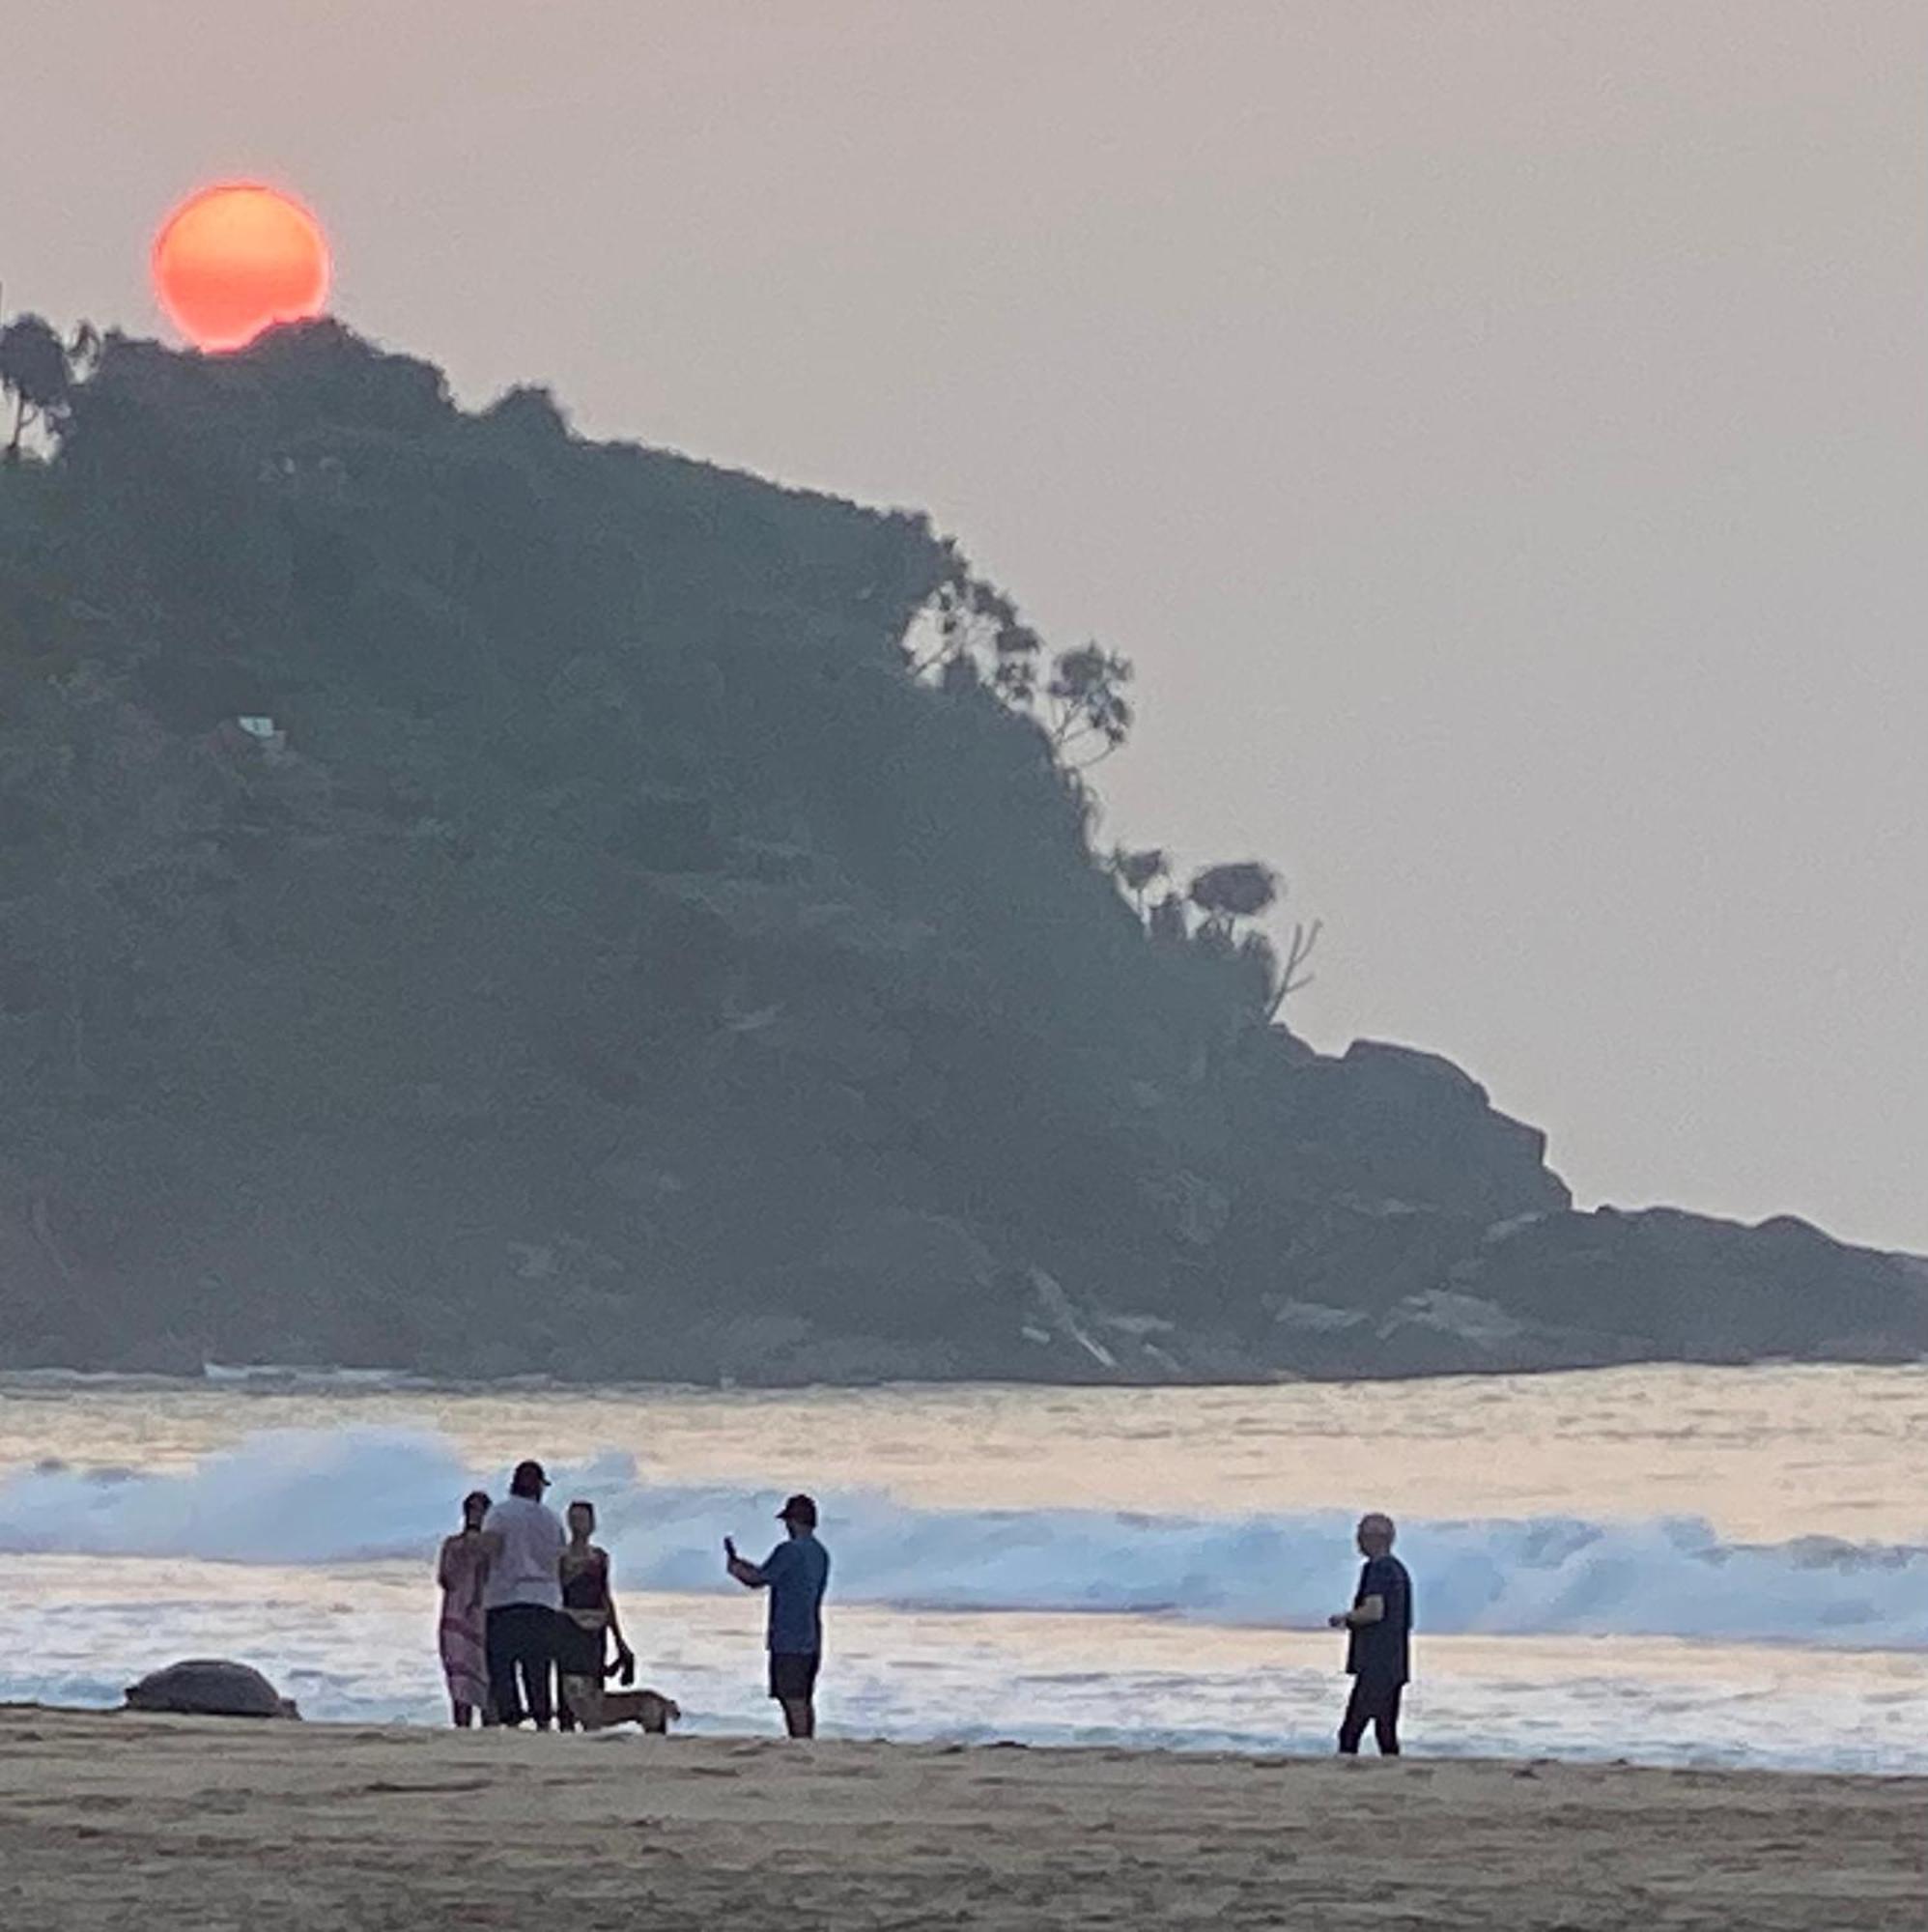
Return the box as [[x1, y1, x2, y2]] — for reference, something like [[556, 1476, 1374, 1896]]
[[725, 1492, 831, 1739]]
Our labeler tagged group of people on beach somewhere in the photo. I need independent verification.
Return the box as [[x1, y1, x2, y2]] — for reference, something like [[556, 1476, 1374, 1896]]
[[436, 1459, 830, 1740], [437, 1460, 1410, 1754]]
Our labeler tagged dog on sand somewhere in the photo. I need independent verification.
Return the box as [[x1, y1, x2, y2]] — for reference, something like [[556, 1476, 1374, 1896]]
[[561, 1682, 682, 1733]]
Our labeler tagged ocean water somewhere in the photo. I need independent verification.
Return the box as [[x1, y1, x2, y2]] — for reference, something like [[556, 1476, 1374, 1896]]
[[3, 1364, 1925, 1770]]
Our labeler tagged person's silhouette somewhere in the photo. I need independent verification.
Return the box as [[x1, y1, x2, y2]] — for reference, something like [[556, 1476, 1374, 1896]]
[[1327, 1512, 1412, 1755], [725, 1493, 831, 1739]]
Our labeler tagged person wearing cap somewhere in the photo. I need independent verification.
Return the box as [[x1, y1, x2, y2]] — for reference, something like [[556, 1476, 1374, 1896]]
[[480, 1459, 566, 1729], [1326, 1512, 1413, 1755], [724, 1493, 831, 1739]]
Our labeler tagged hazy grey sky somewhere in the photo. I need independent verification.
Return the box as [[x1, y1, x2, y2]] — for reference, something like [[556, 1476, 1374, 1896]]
[[10, 3, 1926, 1250]]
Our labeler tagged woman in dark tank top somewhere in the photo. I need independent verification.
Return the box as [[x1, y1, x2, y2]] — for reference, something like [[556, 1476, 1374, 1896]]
[[555, 1499, 636, 1731]]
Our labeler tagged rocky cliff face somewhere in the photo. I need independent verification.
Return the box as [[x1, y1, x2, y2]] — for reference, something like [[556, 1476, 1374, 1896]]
[[1, 324, 1922, 1383]]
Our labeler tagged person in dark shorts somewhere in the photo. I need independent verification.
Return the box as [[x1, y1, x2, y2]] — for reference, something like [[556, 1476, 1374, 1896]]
[[1327, 1512, 1412, 1755], [554, 1498, 637, 1732], [725, 1492, 830, 1739]]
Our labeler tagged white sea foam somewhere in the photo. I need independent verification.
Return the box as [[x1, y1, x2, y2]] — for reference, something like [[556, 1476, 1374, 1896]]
[[201, 1362, 426, 1389], [2, 1426, 1923, 1650]]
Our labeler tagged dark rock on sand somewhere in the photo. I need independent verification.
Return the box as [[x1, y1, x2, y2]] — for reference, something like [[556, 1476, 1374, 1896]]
[[124, 1661, 300, 1720]]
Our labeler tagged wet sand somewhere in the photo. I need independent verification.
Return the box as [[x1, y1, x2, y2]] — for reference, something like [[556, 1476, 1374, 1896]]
[[2, 1707, 1923, 1930]]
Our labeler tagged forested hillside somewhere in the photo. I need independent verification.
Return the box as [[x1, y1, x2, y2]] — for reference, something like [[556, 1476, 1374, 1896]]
[[1, 320, 1920, 1380]]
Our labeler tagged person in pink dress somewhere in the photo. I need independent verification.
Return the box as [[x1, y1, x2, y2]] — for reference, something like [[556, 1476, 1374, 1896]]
[[437, 1490, 495, 1726]]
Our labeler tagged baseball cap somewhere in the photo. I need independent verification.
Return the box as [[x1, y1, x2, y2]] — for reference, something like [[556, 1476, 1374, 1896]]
[[511, 1459, 551, 1492], [777, 1492, 818, 1527]]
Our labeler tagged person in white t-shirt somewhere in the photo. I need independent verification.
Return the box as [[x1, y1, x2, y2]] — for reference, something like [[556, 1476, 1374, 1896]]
[[480, 1459, 566, 1728]]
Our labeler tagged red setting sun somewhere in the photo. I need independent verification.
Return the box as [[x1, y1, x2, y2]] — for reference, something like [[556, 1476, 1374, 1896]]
[[152, 184, 330, 353]]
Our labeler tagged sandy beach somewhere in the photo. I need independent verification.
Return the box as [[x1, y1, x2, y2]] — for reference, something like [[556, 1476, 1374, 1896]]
[[2, 1708, 1922, 1930]]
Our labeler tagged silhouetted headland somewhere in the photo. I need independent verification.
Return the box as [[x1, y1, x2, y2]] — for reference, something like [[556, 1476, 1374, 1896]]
[[2, 321, 1922, 1383]]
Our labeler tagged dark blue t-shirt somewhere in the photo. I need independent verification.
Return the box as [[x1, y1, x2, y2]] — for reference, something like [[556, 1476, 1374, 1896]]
[[761, 1532, 829, 1656], [1346, 1553, 1412, 1685]]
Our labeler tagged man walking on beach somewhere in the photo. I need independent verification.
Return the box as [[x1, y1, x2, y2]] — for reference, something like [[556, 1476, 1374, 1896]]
[[725, 1492, 831, 1739], [482, 1459, 566, 1730], [1328, 1512, 1412, 1756]]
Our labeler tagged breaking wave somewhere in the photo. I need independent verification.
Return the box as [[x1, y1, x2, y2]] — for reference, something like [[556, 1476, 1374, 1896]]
[[2, 1427, 1923, 1650]]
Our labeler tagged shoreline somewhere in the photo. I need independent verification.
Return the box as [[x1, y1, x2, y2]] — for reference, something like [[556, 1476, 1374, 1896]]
[[9, 1696, 1928, 1776], [9, 1352, 1928, 1390], [4, 1708, 1924, 1930]]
